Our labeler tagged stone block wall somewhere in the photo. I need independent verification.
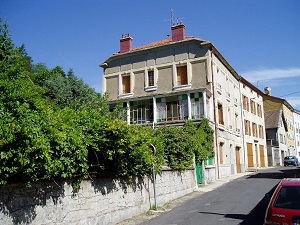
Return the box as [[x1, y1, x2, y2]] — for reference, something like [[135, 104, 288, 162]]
[[0, 168, 196, 225]]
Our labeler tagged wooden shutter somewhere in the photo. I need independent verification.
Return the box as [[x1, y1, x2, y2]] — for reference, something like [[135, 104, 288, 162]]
[[177, 66, 187, 85], [122, 75, 130, 94]]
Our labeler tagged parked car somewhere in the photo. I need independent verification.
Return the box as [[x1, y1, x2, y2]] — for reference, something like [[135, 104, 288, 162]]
[[264, 178, 300, 225], [284, 156, 299, 166]]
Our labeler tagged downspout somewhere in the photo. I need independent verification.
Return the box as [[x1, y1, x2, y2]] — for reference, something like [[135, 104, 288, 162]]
[[238, 78, 246, 172], [210, 47, 220, 179]]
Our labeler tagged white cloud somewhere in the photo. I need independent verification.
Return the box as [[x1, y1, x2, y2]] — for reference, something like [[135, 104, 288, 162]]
[[240, 67, 300, 83]]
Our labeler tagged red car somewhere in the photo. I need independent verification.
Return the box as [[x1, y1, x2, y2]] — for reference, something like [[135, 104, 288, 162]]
[[264, 178, 300, 225]]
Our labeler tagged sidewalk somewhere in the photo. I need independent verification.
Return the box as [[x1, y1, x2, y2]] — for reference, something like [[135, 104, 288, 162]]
[[117, 171, 255, 225], [197, 171, 254, 193]]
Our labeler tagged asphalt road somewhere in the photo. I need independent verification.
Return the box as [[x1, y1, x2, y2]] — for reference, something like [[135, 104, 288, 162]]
[[137, 167, 300, 225]]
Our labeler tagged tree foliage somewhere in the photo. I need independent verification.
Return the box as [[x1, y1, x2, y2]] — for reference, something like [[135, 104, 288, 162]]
[[0, 19, 215, 186]]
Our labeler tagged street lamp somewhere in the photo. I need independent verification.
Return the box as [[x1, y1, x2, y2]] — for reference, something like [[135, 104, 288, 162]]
[[149, 144, 157, 210]]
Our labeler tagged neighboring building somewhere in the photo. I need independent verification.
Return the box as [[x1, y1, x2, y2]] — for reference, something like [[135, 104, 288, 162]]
[[263, 90, 296, 157], [265, 110, 288, 166], [293, 110, 300, 159], [100, 23, 267, 183], [240, 78, 267, 171]]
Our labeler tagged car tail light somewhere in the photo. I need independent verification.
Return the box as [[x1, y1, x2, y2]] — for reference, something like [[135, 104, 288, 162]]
[[264, 219, 280, 225]]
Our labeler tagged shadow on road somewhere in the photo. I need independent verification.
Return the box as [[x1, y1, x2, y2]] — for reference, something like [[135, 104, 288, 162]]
[[199, 167, 300, 225], [198, 187, 274, 225], [245, 167, 300, 180]]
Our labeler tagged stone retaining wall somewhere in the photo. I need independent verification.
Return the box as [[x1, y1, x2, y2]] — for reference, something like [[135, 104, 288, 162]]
[[0, 168, 196, 225]]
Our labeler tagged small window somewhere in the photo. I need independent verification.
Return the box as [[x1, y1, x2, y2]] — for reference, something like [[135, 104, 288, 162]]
[[250, 100, 256, 115], [122, 75, 130, 94], [242, 95, 249, 111], [245, 120, 251, 135], [177, 65, 188, 86], [218, 103, 224, 125], [219, 142, 224, 164], [252, 123, 258, 137], [148, 70, 154, 87]]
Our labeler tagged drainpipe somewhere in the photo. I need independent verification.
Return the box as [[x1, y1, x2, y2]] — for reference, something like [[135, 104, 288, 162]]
[[210, 48, 220, 179], [238, 78, 246, 172]]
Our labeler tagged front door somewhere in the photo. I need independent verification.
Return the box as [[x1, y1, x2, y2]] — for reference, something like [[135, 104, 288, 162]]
[[196, 162, 202, 184], [235, 146, 241, 173], [259, 145, 265, 167], [247, 143, 254, 167]]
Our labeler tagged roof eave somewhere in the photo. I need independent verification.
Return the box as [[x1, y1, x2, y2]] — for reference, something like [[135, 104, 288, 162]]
[[100, 37, 208, 68]]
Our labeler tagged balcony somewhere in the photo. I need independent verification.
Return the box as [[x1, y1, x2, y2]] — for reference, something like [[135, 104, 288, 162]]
[[157, 104, 187, 123]]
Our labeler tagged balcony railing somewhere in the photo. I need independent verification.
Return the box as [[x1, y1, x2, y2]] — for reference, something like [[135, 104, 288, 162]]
[[157, 104, 187, 122]]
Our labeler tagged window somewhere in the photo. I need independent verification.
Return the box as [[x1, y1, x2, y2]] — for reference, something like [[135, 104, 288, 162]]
[[242, 95, 249, 111], [273, 186, 300, 210], [259, 125, 264, 138], [148, 70, 154, 87], [191, 92, 204, 119], [156, 95, 188, 122], [130, 99, 153, 124], [250, 100, 256, 115], [177, 65, 188, 86], [218, 103, 224, 125], [235, 113, 239, 133], [219, 142, 224, 164], [245, 119, 251, 135], [122, 75, 130, 94], [280, 134, 284, 144], [228, 108, 232, 129], [257, 104, 262, 117], [252, 123, 258, 137]]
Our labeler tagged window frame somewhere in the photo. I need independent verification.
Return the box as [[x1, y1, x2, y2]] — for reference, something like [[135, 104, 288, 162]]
[[121, 74, 131, 94]]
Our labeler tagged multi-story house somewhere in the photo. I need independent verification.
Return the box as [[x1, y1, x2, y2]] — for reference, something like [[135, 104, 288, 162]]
[[210, 50, 244, 177], [100, 23, 267, 183], [293, 110, 300, 159], [263, 89, 296, 157], [265, 110, 288, 166], [240, 78, 267, 171]]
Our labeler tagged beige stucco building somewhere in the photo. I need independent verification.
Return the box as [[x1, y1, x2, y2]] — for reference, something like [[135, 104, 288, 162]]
[[100, 23, 268, 183], [263, 93, 296, 157]]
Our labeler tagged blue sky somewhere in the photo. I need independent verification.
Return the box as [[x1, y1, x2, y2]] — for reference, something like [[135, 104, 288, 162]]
[[1, 0, 300, 110]]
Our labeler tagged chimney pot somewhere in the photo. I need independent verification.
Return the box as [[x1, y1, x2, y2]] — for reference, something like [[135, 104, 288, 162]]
[[264, 87, 271, 95]]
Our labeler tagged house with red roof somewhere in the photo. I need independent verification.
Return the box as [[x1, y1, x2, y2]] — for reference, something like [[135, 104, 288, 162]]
[[100, 23, 267, 183]]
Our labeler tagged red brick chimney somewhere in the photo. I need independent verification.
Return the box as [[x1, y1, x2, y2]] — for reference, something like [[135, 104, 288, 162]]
[[120, 33, 132, 53], [171, 22, 186, 42]]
